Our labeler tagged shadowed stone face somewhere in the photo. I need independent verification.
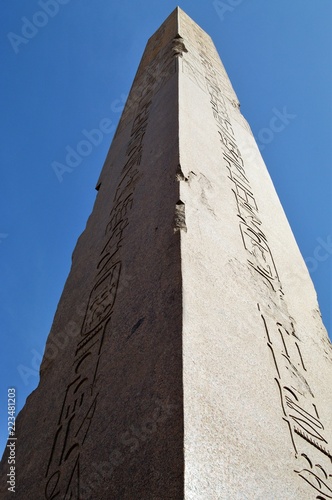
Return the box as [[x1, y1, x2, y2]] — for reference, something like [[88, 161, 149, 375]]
[[1, 7, 331, 499]]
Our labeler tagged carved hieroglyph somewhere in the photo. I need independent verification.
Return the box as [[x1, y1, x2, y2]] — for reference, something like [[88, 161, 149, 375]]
[[1, 8, 331, 499]]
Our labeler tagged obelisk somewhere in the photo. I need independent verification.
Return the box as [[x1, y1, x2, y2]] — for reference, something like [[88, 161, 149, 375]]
[[1, 7, 331, 499]]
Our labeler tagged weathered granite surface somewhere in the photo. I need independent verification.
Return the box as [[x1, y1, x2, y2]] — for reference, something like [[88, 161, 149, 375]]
[[1, 7, 331, 499]]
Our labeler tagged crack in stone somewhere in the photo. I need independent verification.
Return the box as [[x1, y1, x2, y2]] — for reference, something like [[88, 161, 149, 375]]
[[174, 200, 187, 233]]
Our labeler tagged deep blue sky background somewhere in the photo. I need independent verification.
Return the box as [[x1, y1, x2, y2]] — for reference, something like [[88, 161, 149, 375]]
[[1, 1, 331, 456]]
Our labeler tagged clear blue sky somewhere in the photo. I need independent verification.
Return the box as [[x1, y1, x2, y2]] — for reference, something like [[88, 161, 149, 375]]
[[1, 0, 331, 456]]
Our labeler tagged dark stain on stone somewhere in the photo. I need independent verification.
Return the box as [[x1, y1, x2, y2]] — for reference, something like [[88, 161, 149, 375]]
[[129, 317, 145, 338]]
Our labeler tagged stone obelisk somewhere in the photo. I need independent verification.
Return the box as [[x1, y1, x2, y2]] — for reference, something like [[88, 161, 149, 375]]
[[1, 7, 332, 499]]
